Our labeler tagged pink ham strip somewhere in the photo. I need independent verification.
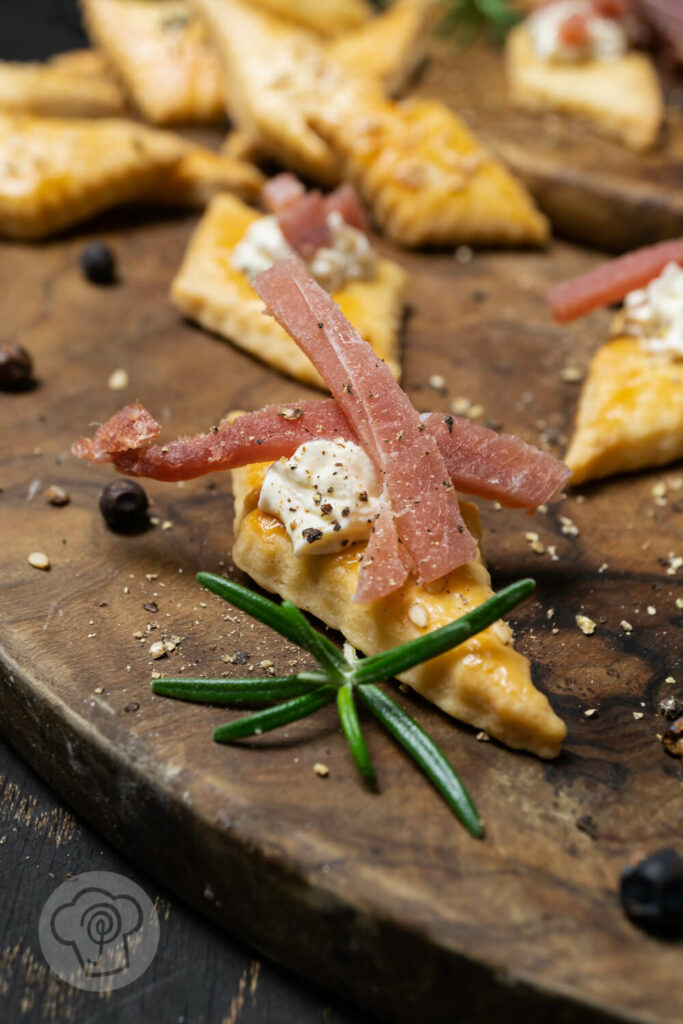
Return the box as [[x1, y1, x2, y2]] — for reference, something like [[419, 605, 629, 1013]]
[[73, 401, 570, 511], [253, 256, 477, 599], [261, 173, 305, 213], [355, 503, 410, 604], [72, 402, 161, 462], [325, 183, 369, 233], [278, 191, 332, 262], [548, 238, 683, 323]]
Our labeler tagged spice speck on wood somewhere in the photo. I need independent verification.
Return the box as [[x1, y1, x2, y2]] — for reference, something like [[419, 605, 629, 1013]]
[[44, 484, 70, 506], [99, 479, 149, 533], [0, 344, 34, 391], [80, 241, 117, 284], [620, 849, 683, 937]]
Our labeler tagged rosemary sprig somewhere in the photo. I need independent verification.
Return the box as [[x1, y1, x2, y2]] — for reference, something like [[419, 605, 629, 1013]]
[[152, 573, 536, 837], [437, 0, 521, 47]]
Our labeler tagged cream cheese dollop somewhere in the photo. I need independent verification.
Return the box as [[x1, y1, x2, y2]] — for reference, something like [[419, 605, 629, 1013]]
[[529, 0, 627, 63], [231, 211, 377, 292], [258, 439, 381, 556], [622, 261, 683, 358]]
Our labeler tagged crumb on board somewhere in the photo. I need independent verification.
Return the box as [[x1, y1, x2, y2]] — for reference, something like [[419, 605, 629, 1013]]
[[44, 484, 70, 506], [633, 712, 644, 720], [314, 762, 329, 777], [475, 731, 490, 742], [108, 367, 129, 391], [560, 366, 583, 383], [149, 640, 167, 660], [575, 614, 596, 636], [584, 708, 597, 718], [28, 551, 50, 570], [620, 620, 633, 633]]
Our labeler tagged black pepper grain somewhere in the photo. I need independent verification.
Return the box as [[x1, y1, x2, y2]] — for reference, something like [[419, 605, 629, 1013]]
[[0, 344, 34, 391], [99, 479, 149, 533], [80, 241, 117, 284], [620, 849, 683, 937]]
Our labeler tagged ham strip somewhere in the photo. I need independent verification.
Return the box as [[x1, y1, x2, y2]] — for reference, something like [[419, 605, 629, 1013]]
[[73, 401, 569, 510], [325, 183, 369, 234], [355, 503, 409, 603], [262, 173, 305, 214], [253, 256, 477, 599], [548, 239, 683, 323], [277, 191, 332, 261]]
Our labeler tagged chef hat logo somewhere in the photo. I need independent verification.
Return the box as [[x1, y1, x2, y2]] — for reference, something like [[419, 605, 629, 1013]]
[[50, 887, 144, 978]]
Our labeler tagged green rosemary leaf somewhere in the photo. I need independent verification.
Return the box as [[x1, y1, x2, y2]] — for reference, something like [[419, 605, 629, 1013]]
[[213, 687, 336, 742], [279, 601, 350, 683], [359, 684, 483, 837], [152, 673, 328, 705], [197, 572, 315, 649], [352, 578, 535, 685], [337, 682, 377, 786], [437, 0, 521, 46]]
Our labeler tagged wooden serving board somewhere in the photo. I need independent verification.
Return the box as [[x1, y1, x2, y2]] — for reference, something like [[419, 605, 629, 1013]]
[[1, 213, 682, 1024], [417, 41, 683, 253]]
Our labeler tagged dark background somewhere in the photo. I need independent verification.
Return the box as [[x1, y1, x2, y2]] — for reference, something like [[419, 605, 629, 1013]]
[[0, 3, 371, 1021]]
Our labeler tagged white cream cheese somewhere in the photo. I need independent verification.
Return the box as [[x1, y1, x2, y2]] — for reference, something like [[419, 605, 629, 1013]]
[[258, 439, 381, 556], [231, 211, 377, 292], [622, 261, 683, 358], [529, 0, 627, 63]]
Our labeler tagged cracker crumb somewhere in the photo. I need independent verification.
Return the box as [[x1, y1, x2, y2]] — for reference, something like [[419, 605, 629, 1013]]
[[559, 515, 579, 537], [313, 762, 329, 777], [620, 620, 633, 633], [676, 598, 683, 610], [108, 368, 129, 391], [560, 366, 583, 383], [44, 484, 70, 506], [28, 551, 50, 570], [598, 562, 608, 573], [450, 396, 471, 416], [149, 640, 167, 660], [161, 520, 173, 531], [475, 731, 490, 742], [584, 708, 597, 718], [647, 605, 656, 616], [633, 712, 644, 720], [428, 374, 446, 392], [546, 608, 555, 620], [665, 676, 676, 684], [575, 614, 596, 635], [455, 244, 473, 264], [94, 687, 104, 695]]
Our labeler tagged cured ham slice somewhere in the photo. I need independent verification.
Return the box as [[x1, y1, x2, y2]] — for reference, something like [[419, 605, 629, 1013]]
[[277, 190, 331, 261], [423, 414, 571, 511], [548, 238, 683, 322], [355, 503, 409, 603], [74, 400, 569, 510], [253, 255, 478, 599], [261, 172, 305, 214], [324, 183, 369, 233], [72, 402, 161, 462]]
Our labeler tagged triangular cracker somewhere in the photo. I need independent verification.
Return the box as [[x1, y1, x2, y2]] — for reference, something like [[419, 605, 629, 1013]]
[[326, 0, 438, 97], [194, 0, 382, 184], [231, 460, 567, 759], [170, 193, 406, 388], [565, 336, 683, 484], [144, 146, 264, 207], [0, 114, 185, 239], [81, 0, 226, 124], [0, 59, 125, 118], [506, 24, 663, 152], [48, 48, 113, 79], [315, 97, 550, 247], [249, 0, 372, 36]]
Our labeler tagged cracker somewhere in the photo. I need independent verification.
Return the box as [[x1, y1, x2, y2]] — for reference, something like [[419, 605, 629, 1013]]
[[231, 462, 566, 759], [0, 59, 125, 118], [81, 0, 226, 124], [0, 114, 185, 239], [170, 192, 405, 387], [506, 24, 663, 152]]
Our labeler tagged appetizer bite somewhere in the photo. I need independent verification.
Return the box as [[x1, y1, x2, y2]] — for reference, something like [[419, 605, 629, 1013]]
[[550, 239, 683, 483], [506, 0, 663, 151], [248, 0, 372, 36], [196, 0, 549, 246], [0, 58, 125, 118], [171, 174, 406, 386], [75, 256, 569, 758]]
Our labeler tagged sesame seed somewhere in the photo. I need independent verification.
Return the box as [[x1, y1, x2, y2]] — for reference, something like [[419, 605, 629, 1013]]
[[107, 367, 129, 391], [408, 603, 429, 628]]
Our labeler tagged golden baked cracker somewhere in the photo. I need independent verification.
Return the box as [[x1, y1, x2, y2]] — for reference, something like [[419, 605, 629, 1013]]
[[146, 146, 265, 206], [249, 0, 372, 37], [231, 462, 566, 759], [48, 48, 113, 79], [194, 0, 381, 184], [0, 60, 125, 118], [315, 97, 550, 247], [170, 193, 406, 388], [0, 114, 185, 240], [326, 0, 439, 97], [565, 337, 683, 484], [81, 0, 226, 124], [506, 24, 663, 152]]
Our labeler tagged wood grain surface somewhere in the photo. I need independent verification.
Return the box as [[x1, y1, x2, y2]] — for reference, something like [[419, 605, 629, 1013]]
[[0, 209, 681, 1023], [419, 43, 683, 253]]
